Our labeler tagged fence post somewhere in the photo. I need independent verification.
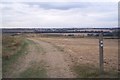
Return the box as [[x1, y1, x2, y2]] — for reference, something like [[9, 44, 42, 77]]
[[99, 32, 104, 77]]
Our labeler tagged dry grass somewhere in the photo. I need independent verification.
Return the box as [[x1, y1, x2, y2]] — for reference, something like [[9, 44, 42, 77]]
[[2, 35, 30, 77], [2, 34, 118, 78], [2, 35, 24, 59], [38, 37, 118, 73]]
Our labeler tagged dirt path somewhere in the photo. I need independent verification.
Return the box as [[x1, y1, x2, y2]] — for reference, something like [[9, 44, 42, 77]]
[[4, 38, 76, 78], [29, 38, 75, 78]]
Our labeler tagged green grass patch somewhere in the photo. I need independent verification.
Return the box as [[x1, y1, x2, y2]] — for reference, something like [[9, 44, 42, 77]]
[[73, 64, 118, 78], [27, 39, 46, 54], [19, 61, 47, 78]]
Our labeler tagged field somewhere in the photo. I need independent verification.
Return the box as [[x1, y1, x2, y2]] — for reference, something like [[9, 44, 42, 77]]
[[2, 34, 118, 78]]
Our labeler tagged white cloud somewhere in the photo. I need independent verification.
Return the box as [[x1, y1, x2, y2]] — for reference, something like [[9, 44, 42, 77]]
[[1, 2, 118, 28], [1, 0, 119, 2]]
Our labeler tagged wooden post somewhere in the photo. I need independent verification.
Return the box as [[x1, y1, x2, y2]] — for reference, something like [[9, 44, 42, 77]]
[[99, 32, 104, 77]]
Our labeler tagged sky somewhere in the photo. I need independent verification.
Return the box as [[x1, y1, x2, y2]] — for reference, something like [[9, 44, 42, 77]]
[[0, 0, 119, 28]]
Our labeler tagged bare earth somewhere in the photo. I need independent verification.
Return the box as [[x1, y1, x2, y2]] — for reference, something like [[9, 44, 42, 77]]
[[29, 38, 76, 78]]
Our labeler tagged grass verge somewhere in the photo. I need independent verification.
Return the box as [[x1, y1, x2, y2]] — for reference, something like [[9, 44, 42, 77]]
[[72, 63, 118, 78], [2, 36, 29, 77]]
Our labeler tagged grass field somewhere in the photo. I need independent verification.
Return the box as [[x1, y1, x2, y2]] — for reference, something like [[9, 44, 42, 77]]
[[2, 34, 118, 78], [38, 37, 118, 77]]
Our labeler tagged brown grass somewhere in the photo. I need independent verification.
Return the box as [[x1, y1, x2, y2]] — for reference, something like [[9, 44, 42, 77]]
[[38, 37, 118, 72], [2, 35, 24, 59]]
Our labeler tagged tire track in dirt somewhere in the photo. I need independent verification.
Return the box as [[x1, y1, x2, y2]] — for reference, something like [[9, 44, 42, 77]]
[[29, 38, 76, 78]]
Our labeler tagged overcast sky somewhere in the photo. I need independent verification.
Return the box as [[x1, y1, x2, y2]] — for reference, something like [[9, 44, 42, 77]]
[[0, 0, 118, 28]]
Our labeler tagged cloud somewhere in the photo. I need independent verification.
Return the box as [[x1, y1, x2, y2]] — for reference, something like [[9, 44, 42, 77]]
[[25, 2, 89, 10], [1, 0, 119, 2], [1, 2, 118, 28]]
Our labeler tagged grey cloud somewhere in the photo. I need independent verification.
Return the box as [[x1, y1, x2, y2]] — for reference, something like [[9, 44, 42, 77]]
[[1, 2, 118, 28]]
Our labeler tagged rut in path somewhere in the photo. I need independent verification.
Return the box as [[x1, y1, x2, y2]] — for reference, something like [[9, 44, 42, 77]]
[[29, 38, 75, 78]]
